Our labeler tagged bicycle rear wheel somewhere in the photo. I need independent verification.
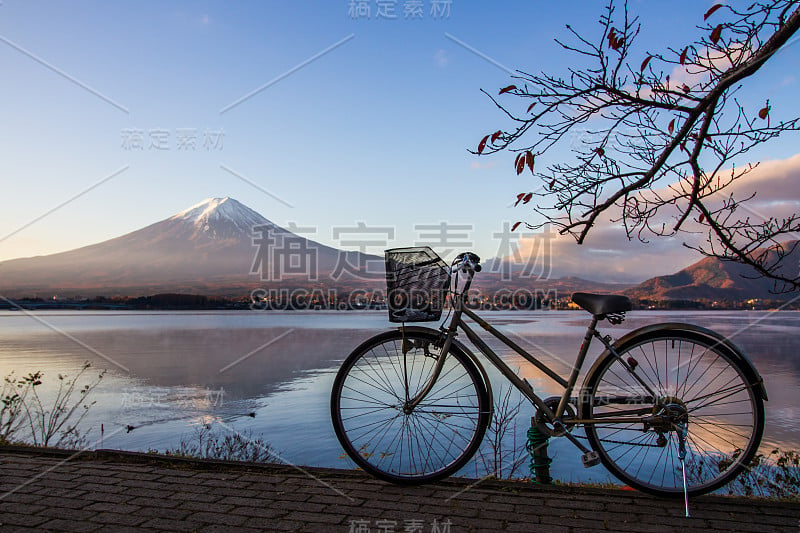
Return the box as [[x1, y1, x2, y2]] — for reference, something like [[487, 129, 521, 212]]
[[582, 325, 765, 497], [331, 329, 490, 484]]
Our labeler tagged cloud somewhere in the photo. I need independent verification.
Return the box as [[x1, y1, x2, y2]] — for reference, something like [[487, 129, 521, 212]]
[[509, 222, 695, 283], [604, 149, 800, 242], [622, 42, 752, 103], [717, 152, 800, 226], [507, 151, 800, 283], [728, 152, 800, 198], [433, 49, 449, 67], [501, 152, 800, 281]]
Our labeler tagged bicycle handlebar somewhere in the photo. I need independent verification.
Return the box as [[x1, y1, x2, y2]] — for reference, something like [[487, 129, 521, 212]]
[[452, 252, 482, 274]]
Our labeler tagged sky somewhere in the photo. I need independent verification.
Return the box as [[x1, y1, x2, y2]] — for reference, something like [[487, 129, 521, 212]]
[[1, 0, 798, 283]]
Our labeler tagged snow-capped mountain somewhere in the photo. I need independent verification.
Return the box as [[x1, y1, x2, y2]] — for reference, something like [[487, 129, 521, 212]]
[[0, 198, 380, 297], [169, 197, 270, 240]]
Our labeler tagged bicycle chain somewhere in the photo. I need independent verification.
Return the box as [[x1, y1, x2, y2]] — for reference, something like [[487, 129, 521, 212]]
[[572, 432, 666, 448]]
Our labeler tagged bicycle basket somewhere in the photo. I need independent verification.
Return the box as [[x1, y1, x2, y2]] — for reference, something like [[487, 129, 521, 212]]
[[385, 247, 451, 323]]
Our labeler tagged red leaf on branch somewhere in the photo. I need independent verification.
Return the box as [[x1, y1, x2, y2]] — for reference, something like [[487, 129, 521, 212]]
[[527, 102, 536, 113], [514, 193, 525, 207], [710, 24, 723, 45], [522, 192, 533, 204], [491, 130, 503, 144], [679, 47, 688, 65], [698, 213, 706, 223], [704, 4, 723, 21], [516, 155, 526, 175], [595, 147, 605, 157], [607, 28, 623, 50], [640, 55, 652, 73], [682, 84, 691, 93], [549, 179, 556, 190], [499, 85, 517, 95], [525, 151, 535, 173], [477, 135, 489, 154], [668, 118, 675, 135], [680, 141, 689, 154], [758, 103, 771, 120], [511, 222, 522, 232]]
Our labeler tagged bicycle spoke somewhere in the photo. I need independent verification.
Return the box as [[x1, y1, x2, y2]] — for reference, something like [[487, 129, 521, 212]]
[[332, 331, 488, 483], [585, 330, 763, 496]]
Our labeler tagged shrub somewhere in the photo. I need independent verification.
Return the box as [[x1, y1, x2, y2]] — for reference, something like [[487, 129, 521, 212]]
[[158, 424, 275, 463], [0, 362, 104, 448]]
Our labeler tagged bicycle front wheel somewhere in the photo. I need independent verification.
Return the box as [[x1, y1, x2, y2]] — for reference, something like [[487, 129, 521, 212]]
[[582, 326, 765, 497], [331, 329, 490, 484]]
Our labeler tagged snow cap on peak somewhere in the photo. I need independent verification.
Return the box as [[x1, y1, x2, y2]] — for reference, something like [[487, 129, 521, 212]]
[[176, 197, 231, 215], [171, 197, 270, 234]]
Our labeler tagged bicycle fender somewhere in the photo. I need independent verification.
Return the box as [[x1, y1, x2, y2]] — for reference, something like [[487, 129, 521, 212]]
[[583, 322, 768, 401], [395, 325, 495, 420]]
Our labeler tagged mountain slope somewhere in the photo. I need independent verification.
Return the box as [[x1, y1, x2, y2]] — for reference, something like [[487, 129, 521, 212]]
[[0, 198, 378, 297], [626, 242, 800, 301]]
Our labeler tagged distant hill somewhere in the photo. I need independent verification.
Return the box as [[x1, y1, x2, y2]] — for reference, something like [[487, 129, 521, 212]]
[[3, 197, 796, 302], [625, 241, 800, 302], [0, 197, 636, 300], [0, 198, 380, 298]]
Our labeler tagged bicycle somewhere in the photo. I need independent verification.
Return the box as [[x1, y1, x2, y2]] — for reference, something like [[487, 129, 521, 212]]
[[330, 247, 767, 498]]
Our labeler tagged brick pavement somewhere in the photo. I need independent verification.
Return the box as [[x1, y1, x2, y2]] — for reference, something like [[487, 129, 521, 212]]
[[0, 447, 798, 532]]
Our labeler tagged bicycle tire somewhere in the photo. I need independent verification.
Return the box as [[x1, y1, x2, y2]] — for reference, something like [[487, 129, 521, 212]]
[[331, 328, 491, 484], [581, 324, 765, 497]]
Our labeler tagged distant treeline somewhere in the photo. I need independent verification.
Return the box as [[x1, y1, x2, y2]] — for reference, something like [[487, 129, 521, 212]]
[[2, 293, 798, 311], [634, 298, 800, 310], [0, 294, 250, 311], [131, 293, 248, 309]]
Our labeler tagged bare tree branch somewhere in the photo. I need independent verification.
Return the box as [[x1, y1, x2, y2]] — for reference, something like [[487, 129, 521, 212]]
[[475, 1, 800, 291]]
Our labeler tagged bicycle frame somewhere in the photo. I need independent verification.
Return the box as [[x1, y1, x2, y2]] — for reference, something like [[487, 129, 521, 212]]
[[335, 251, 766, 499], [404, 269, 654, 436]]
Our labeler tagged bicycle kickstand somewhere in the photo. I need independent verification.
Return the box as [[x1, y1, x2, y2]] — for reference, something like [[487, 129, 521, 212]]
[[677, 422, 690, 518]]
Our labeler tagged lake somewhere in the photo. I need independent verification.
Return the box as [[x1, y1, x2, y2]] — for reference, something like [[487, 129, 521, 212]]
[[1, 309, 798, 485]]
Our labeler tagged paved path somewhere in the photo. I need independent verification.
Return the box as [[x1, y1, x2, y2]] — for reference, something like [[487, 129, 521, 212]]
[[0, 447, 797, 532]]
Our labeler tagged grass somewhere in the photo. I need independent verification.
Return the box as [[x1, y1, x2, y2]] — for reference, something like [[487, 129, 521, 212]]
[[151, 424, 276, 463]]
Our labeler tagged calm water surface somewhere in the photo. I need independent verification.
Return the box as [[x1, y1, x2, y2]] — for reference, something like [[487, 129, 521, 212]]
[[1, 309, 797, 484]]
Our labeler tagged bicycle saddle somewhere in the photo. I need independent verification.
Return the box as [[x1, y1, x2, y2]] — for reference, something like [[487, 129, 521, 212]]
[[572, 292, 632, 317]]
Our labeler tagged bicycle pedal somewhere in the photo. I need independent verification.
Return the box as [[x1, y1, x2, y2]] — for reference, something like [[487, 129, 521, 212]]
[[581, 451, 600, 468]]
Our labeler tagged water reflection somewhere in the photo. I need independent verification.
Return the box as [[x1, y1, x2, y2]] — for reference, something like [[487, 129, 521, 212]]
[[0, 311, 381, 399], [0, 309, 798, 481]]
